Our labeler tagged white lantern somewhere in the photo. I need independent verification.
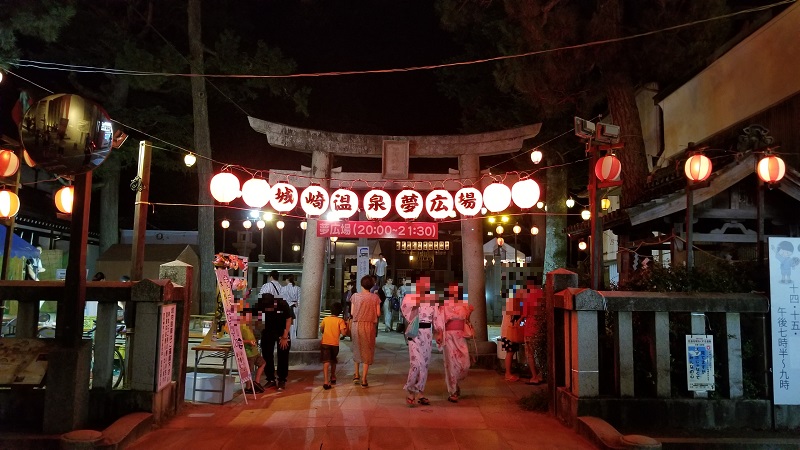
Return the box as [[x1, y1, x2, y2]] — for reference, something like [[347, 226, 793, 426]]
[[395, 189, 423, 220], [581, 209, 591, 220], [363, 189, 391, 220], [300, 185, 330, 217], [330, 188, 358, 219], [209, 172, 240, 203], [183, 153, 196, 167], [425, 189, 454, 220], [482, 182, 511, 213], [530, 149, 543, 164], [511, 179, 540, 209], [241, 178, 270, 208], [269, 182, 298, 212], [454, 187, 482, 217]]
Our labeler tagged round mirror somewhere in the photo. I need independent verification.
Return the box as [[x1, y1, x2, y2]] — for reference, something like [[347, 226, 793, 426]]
[[19, 94, 114, 176]]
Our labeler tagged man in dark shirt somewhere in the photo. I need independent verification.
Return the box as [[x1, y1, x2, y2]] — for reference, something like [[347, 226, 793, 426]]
[[256, 293, 295, 391]]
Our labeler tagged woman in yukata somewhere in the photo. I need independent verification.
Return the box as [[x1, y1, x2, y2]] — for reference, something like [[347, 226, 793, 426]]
[[435, 282, 474, 403], [401, 275, 438, 406]]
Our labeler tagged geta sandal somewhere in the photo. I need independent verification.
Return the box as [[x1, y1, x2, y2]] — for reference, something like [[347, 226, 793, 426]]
[[417, 397, 430, 405]]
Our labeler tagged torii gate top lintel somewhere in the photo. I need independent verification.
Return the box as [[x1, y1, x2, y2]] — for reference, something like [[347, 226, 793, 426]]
[[248, 116, 541, 158]]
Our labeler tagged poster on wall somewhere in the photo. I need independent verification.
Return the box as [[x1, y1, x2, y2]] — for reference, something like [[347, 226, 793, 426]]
[[769, 237, 800, 405], [686, 335, 715, 392]]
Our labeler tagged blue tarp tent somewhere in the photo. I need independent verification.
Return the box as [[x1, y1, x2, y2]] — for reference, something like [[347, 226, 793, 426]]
[[0, 226, 40, 259]]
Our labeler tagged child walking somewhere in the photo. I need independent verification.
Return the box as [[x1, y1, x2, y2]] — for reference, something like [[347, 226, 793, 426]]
[[319, 302, 348, 389]]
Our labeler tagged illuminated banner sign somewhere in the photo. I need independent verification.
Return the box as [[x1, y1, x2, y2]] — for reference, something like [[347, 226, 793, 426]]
[[317, 221, 438, 240]]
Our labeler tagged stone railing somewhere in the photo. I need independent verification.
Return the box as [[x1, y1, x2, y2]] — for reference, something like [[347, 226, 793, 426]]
[[546, 269, 777, 431]]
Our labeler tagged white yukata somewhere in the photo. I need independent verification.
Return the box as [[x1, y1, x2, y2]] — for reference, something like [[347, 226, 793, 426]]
[[280, 283, 301, 339], [402, 295, 437, 395]]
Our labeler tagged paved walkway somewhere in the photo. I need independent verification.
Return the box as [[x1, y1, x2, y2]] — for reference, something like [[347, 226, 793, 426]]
[[130, 329, 595, 450]]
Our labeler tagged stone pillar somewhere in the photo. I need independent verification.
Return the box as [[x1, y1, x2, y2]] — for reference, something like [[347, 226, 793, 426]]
[[294, 149, 330, 360], [726, 312, 743, 399], [546, 268, 578, 415], [459, 154, 487, 342], [653, 311, 671, 398]]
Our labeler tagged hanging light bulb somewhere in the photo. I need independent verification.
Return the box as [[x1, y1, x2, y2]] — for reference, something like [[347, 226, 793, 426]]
[[513, 225, 521, 235], [184, 153, 197, 167], [530, 149, 543, 164], [565, 197, 575, 208], [256, 219, 266, 230], [276, 220, 285, 230]]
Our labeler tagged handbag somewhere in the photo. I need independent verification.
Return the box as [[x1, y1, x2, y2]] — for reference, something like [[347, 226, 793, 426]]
[[405, 315, 420, 339]]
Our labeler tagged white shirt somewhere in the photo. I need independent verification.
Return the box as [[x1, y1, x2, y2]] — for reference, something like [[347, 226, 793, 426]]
[[375, 258, 387, 276], [281, 284, 301, 306], [259, 280, 282, 297]]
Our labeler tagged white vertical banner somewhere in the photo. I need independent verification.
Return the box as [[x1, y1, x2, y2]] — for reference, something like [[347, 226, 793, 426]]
[[156, 303, 176, 392], [214, 268, 252, 385], [769, 237, 800, 405], [357, 246, 370, 286], [686, 335, 714, 392]]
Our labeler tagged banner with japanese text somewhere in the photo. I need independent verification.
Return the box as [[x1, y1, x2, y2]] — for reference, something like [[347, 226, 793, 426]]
[[214, 268, 252, 385], [317, 221, 438, 240], [769, 237, 800, 405]]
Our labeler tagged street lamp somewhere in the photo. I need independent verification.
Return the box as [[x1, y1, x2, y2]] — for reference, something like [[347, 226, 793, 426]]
[[531, 225, 539, 266], [221, 219, 230, 253], [512, 224, 521, 264], [243, 219, 252, 230], [256, 219, 266, 256], [495, 225, 504, 235], [276, 220, 285, 262]]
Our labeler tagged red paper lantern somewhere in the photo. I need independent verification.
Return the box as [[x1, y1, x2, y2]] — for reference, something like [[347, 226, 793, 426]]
[[301, 185, 330, 217], [363, 189, 391, 220], [0, 190, 20, 219], [684, 154, 712, 182], [483, 182, 511, 213], [454, 187, 482, 217], [425, 189, 454, 220], [0, 150, 20, 177], [55, 185, 74, 214], [210, 172, 241, 203], [23, 150, 36, 168], [241, 178, 270, 208], [757, 154, 785, 184], [595, 155, 621, 182], [511, 179, 540, 209], [395, 189, 423, 220]]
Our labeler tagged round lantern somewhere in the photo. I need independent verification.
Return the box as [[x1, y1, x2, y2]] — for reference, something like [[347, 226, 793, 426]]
[[425, 189, 454, 220], [300, 185, 330, 217], [578, 240, 587, 251], [495, 225, 504, 235], [269, 182, 298, 212], [241, 178, 270, 208], [581, 209, 591, 221], [511, 179, 540, 209], [530, 149, 543, 164], [363, 189, 391, 220], [496, 237, 505, 247], [531, 226, 539, 236], [0, 150, 20, 177], [0, 190, 20, 219], [565, 197, 575, 208], [684, 154, 712, 182], [329, 188, 358, 219], [210, 172, 241, 203], [221, 219, 230, 229], [454, 187, 482, 217], [23, 150, 36, 168], [595, 155, 622, 182], [482, 182, 511, 213], [757, 154, 785, 184], [54, 185, 74, 214], [183, 153, 197, 167], [395, 189, 423, 220], [243, 220, 252, 229]]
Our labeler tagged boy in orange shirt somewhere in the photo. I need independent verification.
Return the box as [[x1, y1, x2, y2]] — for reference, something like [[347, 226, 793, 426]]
[[319, 302, 347, 389]]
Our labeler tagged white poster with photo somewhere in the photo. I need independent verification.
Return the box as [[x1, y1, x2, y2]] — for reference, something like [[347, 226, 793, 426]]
[[769, 237, 800, 405]]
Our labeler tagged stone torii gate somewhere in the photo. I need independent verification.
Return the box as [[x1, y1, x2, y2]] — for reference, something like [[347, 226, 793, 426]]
[[249, 117, 540, 360]]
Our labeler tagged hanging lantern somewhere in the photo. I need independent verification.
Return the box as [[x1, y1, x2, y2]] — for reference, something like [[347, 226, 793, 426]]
[[425, 189, 454, 220], [536, 201, 544, 209], [300, 184, 330, 217], [530, 149, 543, 164], [496, 237, 505, 247], [54, 185, 74, 214], [23, 150, 36, 168], [454, 187, 482, 217], [595, 155, 622, 182], [183, 153, 197, 167], [221, 219, 230, 229], [495, 225, 504, 235], [578, 240, 587, 251], [757, 154, 785, 184], [243, 220, 252, 229], [395, 189, 423, 220], [684, 154, 712, 182], [241, 178, 270, 208], [330, 188, 358, 219], [531, 226, 539, 236], [0, 150, 20, 177], [565, 197, 575, 208], [0, 190, 20, 219], [483, 182, 511, 213], [601, 197, 611, 211], [209, 172, 241, 203], [363, 189, 391, 220], [581, 209, 591, 221], [511, 179, 540, 209], [269, 182, 298, 212]]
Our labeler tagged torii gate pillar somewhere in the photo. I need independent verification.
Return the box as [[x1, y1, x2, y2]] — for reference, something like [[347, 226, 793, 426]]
[[295, 150, 331, 355]]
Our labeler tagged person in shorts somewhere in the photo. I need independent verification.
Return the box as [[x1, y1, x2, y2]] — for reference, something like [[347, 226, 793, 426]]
[[240, 314, 265, 394], [319, 302, 347, 390]]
